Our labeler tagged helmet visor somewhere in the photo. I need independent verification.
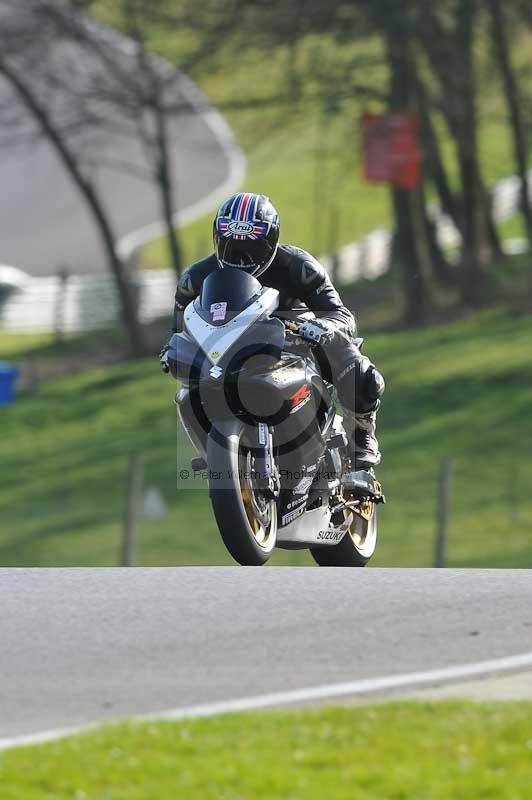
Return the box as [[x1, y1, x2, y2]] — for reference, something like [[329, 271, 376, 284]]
[[217, 238, 275, 274]]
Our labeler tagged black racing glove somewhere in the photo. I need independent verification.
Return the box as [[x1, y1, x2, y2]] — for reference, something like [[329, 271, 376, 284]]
[[159, 344, 170, 373], [297, 318, 336, 347]]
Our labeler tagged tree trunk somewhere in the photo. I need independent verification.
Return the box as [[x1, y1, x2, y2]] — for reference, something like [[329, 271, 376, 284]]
[[484, 189, 504, 259], [415, 74, 462, 235], [489, 0, 532, 286], [130, 17, 183, 278], [391, 189, 432, 325], [423, 208, 458, 289], [419, 3, 494, 306], [154, 100, 183, 276], [454, 0, 492, 306], [385, 27, 433, 326], [414, 77, 459, 288], [0, 57, 146, 356]]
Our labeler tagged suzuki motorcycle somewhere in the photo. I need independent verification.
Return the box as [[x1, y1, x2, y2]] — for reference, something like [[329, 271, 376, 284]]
[[169, 268, 384, 566]]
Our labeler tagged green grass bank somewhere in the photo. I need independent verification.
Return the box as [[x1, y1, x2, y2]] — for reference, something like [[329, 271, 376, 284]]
[[1, 307, 531, 568], [1, 701, 531, 799]]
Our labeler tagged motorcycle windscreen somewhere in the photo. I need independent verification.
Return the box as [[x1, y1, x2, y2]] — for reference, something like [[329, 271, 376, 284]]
[[170, 318, 286, 384], [197, 269, 263, 326]]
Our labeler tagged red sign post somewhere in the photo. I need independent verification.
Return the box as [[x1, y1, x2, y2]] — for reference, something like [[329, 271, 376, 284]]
[[362, 112, 422, 190]]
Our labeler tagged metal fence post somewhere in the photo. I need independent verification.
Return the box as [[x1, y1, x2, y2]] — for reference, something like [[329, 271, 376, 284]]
[[434, 458, 453, 568], [54, 266, 69, 341], [122, 453, 143, 567]]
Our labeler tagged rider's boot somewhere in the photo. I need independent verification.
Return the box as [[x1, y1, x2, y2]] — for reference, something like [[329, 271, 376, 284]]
[[344, 407, 381, 475]]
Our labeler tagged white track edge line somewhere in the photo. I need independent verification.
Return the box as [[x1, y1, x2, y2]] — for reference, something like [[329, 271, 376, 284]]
[[1, 650, 531, 753]]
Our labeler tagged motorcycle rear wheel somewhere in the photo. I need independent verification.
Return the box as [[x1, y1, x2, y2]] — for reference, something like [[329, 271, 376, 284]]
[[208, 421, 277, 566], [310, 502, 377, 567]]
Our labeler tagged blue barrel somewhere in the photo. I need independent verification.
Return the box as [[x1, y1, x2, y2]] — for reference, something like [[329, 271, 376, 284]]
[[0, 363, 19, 406]]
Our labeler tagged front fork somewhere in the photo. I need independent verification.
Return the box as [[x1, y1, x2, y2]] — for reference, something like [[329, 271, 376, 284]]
[[253, 423, 280, 500]]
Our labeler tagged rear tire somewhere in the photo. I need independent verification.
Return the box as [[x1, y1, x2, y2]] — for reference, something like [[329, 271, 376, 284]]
[[310, 504, 377, 567], [208, 421, 277, 566]]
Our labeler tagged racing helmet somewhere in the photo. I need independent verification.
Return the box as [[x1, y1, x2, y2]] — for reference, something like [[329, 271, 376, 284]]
[[213, 192, 280, 277]]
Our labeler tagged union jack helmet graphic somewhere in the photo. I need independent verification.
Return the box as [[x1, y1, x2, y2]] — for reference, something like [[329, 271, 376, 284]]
[[213, 192, 280, 277]]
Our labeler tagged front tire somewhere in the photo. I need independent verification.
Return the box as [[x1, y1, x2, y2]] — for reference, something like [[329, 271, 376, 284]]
[[310, 502, 377, 567], [208, 421, 277, 566]]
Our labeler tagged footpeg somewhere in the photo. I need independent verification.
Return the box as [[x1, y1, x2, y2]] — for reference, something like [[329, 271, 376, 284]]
[[345, 470, 386, 504], [191, 457, 207, 472], [328, 431, 348, 449]]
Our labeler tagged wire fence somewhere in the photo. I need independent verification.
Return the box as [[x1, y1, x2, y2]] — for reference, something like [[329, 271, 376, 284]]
[[0, 269, 177, 333], [0, 170, 531, 334]]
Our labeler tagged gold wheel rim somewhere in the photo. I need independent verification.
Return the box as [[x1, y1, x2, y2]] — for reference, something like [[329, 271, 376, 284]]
[[338, 487, 376, 553], [349, 502, 375, 550], [239, 449, 275, 549]]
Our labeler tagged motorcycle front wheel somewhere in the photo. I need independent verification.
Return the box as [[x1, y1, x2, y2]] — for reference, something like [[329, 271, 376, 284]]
[[207, 420, 277, 566]]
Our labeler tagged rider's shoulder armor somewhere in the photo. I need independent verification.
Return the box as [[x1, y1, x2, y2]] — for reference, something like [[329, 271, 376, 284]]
[[275, 244, 329, 295], [271, 244, 356, 336]]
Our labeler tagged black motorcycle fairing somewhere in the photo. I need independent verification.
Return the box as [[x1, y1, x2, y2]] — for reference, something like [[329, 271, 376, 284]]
[[232, 352, 332, 439], [168, 331, 210, 383], [170, 317, 286, 386], [197, 269, 263, 326], [177, 385, 209, 459], [222, 316, 286, 371], [177, 343, 335, 480]]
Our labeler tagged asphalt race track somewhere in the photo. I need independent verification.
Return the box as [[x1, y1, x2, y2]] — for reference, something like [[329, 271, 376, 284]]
[[0, 568, 531, 744], [0, 79, 236, 276]]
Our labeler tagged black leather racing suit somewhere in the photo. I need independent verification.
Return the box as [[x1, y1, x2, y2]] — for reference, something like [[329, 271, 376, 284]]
[[170, 244, 384, 420]]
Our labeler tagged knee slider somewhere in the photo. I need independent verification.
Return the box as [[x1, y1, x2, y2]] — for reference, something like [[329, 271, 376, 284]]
[[365, 365, 385, 403], [355, 359, 385, 413]]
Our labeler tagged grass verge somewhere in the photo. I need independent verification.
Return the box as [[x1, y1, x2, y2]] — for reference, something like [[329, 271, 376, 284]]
[[1, 701, 531, 799], [1, 307, 531, 567]]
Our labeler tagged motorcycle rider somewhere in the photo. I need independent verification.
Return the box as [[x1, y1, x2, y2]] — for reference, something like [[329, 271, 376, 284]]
[[160, 192, 384, 474]]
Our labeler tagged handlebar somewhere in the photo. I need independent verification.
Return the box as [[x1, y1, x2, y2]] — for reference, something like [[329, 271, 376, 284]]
[[282, 319, 320, 348], [283, 320, 301, 334], [283, 319, 362, 350]]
